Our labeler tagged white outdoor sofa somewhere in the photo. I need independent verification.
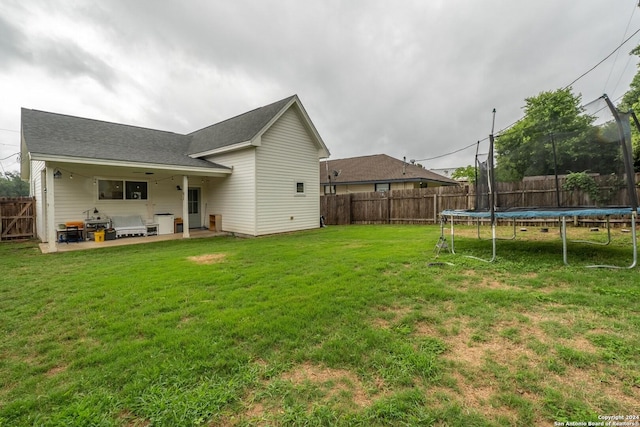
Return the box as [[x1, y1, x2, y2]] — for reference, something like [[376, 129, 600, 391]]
[[110, 215, 147, 238]]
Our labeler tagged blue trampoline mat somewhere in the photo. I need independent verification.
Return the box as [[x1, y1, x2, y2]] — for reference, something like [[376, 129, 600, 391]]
[[441, 207, 638, 219]]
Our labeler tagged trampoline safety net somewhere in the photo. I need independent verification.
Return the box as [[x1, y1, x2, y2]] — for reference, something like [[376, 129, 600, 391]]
[[475, 94, 638, 211]]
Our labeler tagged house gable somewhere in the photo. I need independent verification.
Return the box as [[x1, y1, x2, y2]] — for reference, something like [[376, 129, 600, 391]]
[[255, 106, 322, 235], [188, 95, 330, 159]]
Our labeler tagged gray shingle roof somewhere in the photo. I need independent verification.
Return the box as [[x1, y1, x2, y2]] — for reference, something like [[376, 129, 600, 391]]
[[187, 95, 296, 155], [320, 154, 459, 186], [21, 95, 304, 170], [21, 108, 228, 169]]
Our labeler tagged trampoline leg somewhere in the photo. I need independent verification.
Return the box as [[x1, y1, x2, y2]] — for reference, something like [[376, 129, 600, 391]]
[[465, 222, 497, 263], [583, 211, 637, 269], [449, 215, 456, 255], [465, 223, 498, 262], [630, 211, 637, 269], [608, 211, 638, 268], [490, 223, 497, 262], [571, 216, 612, 246], [477, 218, 516, 241], [450, 215, 497, 263], [562, 217, 569, 266]]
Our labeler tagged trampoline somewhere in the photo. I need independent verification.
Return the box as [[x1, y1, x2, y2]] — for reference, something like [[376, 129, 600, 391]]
[[440, 94, 639, 269]]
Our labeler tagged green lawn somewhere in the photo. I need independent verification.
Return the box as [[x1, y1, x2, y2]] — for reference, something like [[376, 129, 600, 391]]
[[1, 225, 639, 426]]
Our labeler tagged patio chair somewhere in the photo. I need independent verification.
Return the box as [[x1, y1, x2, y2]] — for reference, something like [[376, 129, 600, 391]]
[[64, 226, 82, 243]]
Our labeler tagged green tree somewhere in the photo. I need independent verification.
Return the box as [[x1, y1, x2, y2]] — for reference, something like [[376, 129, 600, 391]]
[[0, 172, 30, 197], [451, 165, 476, 183], [618, 44, 640, 171], [495, 88, 618, 181]]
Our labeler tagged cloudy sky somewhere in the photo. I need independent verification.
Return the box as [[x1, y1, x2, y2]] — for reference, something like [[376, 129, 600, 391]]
[[2, 0, 640, 174]]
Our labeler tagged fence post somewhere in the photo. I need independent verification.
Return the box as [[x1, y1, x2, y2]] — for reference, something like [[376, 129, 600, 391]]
[[433, 194, 438, 224]]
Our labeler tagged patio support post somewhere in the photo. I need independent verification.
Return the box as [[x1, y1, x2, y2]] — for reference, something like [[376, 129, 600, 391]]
[[46, 166, 58, 253], [182, 175, 190, 238]]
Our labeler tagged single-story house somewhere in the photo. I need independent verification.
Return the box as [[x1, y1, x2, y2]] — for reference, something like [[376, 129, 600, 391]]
[[320, 154, 458, 194], [20, 95, 330, 252]]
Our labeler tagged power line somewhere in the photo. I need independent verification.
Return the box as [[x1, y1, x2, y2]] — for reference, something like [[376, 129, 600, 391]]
[[418, 90, 626, 165], [500, 28, 640, 137], [1, 152, 19, 161], [563, 26, 640, 90], [413, 142, 478, 163], [0, 128, 19, 133], [603, 1, 638, 94]]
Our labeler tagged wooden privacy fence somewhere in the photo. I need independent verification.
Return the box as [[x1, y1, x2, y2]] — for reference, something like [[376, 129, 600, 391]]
[[0, 197, 36, 240], [321, 174, 640, 226], [321, 186, 472, 225]]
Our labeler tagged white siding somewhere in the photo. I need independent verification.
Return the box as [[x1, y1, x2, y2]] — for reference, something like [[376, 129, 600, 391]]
[[147, 179, 184, 219], [255, 107, 321, 235], [30, 161, 46, 241], [45, 164, 186, 228], [204, 150, 257, 236]]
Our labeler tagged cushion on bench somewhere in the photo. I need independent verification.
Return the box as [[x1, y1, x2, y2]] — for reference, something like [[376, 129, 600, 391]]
[[111, 215, 147, 238]]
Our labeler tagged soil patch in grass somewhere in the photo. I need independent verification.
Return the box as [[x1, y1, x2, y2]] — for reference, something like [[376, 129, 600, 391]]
[[371, 305, 413, 330], [280, 362, 375, 407], [118, 410, 151, 427], [414, 309, 640, 419], [45, 365, 68, 377], [236, 362, 385, 424], [187, 253, 226, 264]]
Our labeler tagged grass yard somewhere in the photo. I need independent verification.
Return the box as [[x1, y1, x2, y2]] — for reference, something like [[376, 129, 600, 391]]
[[1, 224, 639, 426]]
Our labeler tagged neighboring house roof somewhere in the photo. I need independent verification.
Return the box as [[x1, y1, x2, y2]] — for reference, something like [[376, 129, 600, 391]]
[[320, 154, 459, 186], [21, 94, 329, 174]]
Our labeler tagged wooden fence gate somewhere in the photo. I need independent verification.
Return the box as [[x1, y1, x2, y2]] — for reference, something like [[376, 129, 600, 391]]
[[0, 197, 36, 241]]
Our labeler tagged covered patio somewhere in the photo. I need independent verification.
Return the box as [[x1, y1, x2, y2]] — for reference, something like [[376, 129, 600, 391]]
[[40, 228, 229, 253]]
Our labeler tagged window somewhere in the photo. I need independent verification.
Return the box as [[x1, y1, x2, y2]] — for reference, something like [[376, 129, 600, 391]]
[[188, 188, 199, 214], [98, 179, 148, 200], [375, 183, 390, 192], [98, 180, 123, 200], [295, 181, 305, 195], [125, 181, 148, 200]]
